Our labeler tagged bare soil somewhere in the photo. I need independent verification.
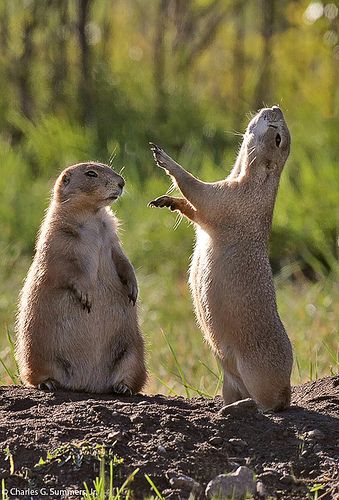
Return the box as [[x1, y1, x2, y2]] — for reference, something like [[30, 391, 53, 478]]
[[0, 376, 338, 499]]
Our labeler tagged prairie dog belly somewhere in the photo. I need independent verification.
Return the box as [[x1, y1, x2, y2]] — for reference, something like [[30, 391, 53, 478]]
[[189, 229, 236, 357], [58, 265, 136, 390], [20, 239, 135, 392], [189, 228, 278, 357]]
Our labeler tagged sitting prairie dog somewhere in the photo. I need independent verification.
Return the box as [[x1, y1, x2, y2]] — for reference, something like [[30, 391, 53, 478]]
[[16, 162, 147, 394], [149, 106, 293, 411]]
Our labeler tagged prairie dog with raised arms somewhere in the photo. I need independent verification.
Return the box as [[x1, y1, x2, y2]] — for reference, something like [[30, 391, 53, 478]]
[[149, 106, 293, 411], [16, 162, 147, 394]]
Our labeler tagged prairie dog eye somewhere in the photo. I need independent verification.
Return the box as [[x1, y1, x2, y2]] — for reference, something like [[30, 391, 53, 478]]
[[85, 170, 98, 178], [275, 133, 281, 148]]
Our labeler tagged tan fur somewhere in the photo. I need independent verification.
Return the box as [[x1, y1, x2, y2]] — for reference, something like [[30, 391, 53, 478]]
[[149, 106, 293, 411], [16, 162, 147, 394]]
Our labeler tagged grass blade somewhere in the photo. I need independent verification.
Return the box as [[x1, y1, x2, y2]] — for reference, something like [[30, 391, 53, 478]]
[[145, 474, 164, 499], [162, 330, 191, 398]]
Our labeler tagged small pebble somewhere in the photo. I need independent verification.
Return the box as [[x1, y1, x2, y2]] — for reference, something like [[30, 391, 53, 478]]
[[307, 429, 325, 440], [258, 471, 277, 481], [161, 489, 175, 498], [263, 467, 277, 473], [169, 474, 200, 492], [229, 461, 241, 471], [256, 481, 267, 497], [206, 466, 255, 499], [209, 436, 223, 446], [108, 431, 123, 441], [280, 474, 295, 484], [130, 415, 143, 424], [157, 445, 166, 454], [219, 398, 258, 416], [229, 438, 247, 448]]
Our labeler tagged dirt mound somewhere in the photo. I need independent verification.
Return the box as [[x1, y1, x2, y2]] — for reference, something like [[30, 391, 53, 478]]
[[0, 376, 338, 499]]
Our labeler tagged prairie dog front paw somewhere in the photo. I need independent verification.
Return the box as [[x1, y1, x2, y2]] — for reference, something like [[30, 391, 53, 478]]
[[149, 196, 176, 210], [69, 284, 92, 313], [127, 278, 138, 306], [149, 143, 177, 175]]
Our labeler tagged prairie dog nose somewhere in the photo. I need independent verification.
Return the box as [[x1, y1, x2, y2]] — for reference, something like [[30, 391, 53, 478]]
[[117, 177, 125, 189], [267, 106, 283, 122]]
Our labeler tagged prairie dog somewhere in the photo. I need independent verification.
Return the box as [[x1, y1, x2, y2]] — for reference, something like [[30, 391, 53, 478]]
[[149, 106, 293, 411], [16, 162, 147, 394]]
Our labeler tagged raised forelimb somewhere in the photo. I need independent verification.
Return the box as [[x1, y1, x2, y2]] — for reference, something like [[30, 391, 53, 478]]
[[148, 195, 197, 223], [150, 143, 210, 210], [112, 244, 138, 306]]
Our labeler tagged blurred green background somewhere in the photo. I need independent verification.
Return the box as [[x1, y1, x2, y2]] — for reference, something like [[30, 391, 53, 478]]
[[0, 0, 338, 394]]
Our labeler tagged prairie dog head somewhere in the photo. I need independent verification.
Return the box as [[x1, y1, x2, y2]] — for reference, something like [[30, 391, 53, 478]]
[[54, 162, 125, 209], [235, 106, 291, 183]]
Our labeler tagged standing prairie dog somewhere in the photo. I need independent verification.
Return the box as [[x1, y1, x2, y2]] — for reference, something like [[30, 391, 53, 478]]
[[149, 106, 293, 411], [16, 162, 147, 394]]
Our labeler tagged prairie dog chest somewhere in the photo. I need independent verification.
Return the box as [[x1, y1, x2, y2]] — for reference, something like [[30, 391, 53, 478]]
[[96, 210, 120, 278], [189, 227, 237, 296], [75, 210, 117, 276], [189, 228, 214, 291]]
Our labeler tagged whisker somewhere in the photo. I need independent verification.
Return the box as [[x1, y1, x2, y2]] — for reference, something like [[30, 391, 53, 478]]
[[108, 147, 118, 166], [248, 155, 257, 167], [166, 182, 177, 195], [247, 147, 256, 157], [173, 213, 183, 230], [225, 129, 244, 138]]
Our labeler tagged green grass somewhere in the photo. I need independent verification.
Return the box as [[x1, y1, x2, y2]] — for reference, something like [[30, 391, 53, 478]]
[[0, 192, 338, 393], [0, 139, 337, 393], [309, 483, 326, 500], [83, 458, 140, 500], [1, 479, 8, 500], [0, 262, 338, 394], [1, 443, 164, 500]]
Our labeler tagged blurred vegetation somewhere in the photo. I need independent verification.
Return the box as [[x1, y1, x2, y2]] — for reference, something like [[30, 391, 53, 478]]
[[0, 0, 338, 392]]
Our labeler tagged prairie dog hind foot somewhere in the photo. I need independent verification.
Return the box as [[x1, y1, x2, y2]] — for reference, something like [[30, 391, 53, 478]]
[[112, 382, 133, 396], [38, 379, 59, 391]]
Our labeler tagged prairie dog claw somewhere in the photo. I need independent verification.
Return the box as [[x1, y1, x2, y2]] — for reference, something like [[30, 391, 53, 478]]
[[148, 196, 176, 210], [38, 379, 58, 391], [112, 383, 133, 396]]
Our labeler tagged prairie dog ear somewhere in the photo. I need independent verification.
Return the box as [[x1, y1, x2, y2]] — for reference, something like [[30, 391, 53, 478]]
[[61, 171, 71, 187]]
